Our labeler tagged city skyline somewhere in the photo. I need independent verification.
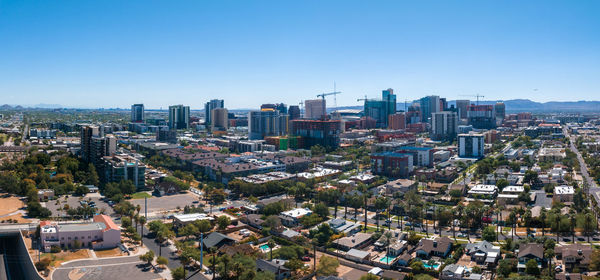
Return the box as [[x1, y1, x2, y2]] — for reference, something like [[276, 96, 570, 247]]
[[1, 0, 599, 109]]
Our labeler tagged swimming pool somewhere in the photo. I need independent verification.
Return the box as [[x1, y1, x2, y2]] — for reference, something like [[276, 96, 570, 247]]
[[379, 256, 395, 263], [422, 261, 440, 269], [259, 244, 270, 251]]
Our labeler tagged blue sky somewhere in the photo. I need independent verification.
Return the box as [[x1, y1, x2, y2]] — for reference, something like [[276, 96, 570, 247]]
[[1, 0, 599, 109]]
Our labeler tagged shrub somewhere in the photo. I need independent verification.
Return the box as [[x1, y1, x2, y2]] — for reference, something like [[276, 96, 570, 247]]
[[50, 245, 61, 253]]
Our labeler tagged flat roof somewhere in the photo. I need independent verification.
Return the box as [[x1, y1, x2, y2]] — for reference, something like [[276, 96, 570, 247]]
[[57, 222, 105, 232]]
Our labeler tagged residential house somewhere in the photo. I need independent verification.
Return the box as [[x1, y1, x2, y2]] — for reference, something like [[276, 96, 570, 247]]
[[243, 214, 265, 229], [345, 249, 371, 263], [333, 232, 372, 251], [375, 179, 417, 197], [279, 208, 312, 227], [256, 259, 291, 280], [202, 232, 236, 250], [556, 244, 593, 272], [416, 237, 453, 258], [465, 241, 501, 266], [517, 243, 544, 271], [327, 218, 361, 236], [440, 264, 483, 280]]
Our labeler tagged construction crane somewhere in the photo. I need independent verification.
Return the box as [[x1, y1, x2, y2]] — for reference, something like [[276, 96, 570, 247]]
[[459, 94, 485, 105], [317, 89, 341, 119]]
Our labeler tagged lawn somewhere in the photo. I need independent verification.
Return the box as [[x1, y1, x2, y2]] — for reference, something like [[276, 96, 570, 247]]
[[130, 192, 152, 199]]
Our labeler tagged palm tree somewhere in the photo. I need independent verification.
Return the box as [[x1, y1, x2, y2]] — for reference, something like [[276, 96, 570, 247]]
[[139, 216, 147, 245], [383, 231, 393, 265], [540, 209, 547, 236], [268, 239, 276, 261], [555, 213, 561, 242], [584, 212, 594, 243], [569, 210, 576, 243], [134, 214, 140, 231], [545, 249, 555, 275]]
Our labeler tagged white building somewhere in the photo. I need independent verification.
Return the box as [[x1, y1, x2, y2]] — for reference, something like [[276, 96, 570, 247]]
[[553, 185, 575, 203]]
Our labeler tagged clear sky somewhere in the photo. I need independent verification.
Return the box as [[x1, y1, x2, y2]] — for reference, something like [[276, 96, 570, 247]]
[[1, 0, 599, 109]]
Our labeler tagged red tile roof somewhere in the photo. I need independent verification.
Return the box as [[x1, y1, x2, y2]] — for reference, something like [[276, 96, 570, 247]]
[[93, 214, 119, 232]]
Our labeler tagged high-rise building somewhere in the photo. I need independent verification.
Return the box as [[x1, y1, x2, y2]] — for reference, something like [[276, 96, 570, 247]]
[[80, 125, 100, 162], [261, 103, 287, 114], [494, 102, 506, 125], [364, 89, 397, 128], [440, 98, 448, 111], [455, 100, 470, 119], [204, 99, 224, 125], [90, 135, 117, 167], [211, 108, 229, 131], [168, 105, 190, 130], [131, 104, 145, 123], [419, 96, 441, 122], [288, 105, 301, 120], [458, 133, 485, 158], [291, 119, 341, 149], [431, 111, 458, 141], [382, 88, 397, 117], [305, 99, 325, 120], [388, 113, 406, 130], [467, 105, 496, 129], [248, 109, 289, 140], [102, 154, 146, 190]]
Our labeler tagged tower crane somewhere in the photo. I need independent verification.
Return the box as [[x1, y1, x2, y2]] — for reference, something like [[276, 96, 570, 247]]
[[459, 94, 485, 105], [317, 88, 341, 119]]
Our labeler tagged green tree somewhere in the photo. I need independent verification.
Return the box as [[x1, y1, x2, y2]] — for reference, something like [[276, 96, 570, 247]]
[[172, 266, 186, 280], [139, 251, 155, 265], [360, 274, 379, 280], [316, 256, 339, 276], [525, 259, 540, 275], [482, 226, 497, 242], [217, 215, 231, 230]]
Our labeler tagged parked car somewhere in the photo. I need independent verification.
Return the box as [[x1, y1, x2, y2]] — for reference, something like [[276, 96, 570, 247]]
[[301, 256, 311, 262]]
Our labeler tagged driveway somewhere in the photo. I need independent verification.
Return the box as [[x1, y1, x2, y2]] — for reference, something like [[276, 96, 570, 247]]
[[52, 256, 161, 280]]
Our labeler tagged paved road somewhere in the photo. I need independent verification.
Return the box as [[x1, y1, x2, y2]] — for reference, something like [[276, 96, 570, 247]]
[[137, 224, 210, 280], [52, 255, 161, 280], [565, 127, 600, 226]]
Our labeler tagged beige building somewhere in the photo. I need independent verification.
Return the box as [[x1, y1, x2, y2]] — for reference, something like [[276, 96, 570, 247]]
[[211, 108, 229, 131]]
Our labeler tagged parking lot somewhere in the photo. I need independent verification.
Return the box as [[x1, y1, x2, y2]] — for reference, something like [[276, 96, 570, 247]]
[[130, 193, 198, 214], [44, 194, 114, 217], [51, 256, 162, 280]]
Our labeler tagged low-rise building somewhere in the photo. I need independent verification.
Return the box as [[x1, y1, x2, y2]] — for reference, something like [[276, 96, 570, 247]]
[[517, 243, 544, 271], [554, 185, 575, 203], [40, 215, 120, 252], [556, 244, 593, 272], [416, 237, 453, 258], [279, 208, 312, 227], [333, 232, 372, 251], [172, 213, 214, 228]]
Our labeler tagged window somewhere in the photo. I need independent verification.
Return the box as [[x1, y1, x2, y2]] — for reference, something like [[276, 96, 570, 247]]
[[68, 237, 71, 240], [94, 235, 98, 239], [61, 237, 64, 240], [88, 236, 91, 239]]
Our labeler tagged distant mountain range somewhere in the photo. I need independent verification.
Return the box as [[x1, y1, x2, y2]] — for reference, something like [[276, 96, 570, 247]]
[[1, 99, 599, 113], [335, 99, 600, 113]]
